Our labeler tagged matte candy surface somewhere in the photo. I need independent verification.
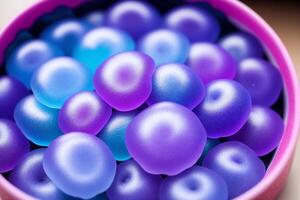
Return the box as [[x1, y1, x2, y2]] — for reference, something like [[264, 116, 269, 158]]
[[126, 102, 207, 175], [43, 132, 116, 199], [94, 52, 155, 111], [14, 95, 62, 146], [194, 80, 252, 138], [159, 166, 228, 200], [203, 141, 265, 198], [147, 63, 205, 109], [6, 40, 63, 87], [138, 29, 190, 66], [0, 119, 30, 173], [59, 91, 112, 135], [107, 159, 162, 200], [31, 57, 92, 108]]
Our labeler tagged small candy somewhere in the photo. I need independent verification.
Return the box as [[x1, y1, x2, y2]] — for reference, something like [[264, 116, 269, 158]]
[[59, 91, 112, 135], [81, 11, 104, 28], [43, 132, 116, 199], [9, 149, 67, 200], [41, 19, 90, 55], [0, 76, 30, 120], [235, 58, 283, 106], [73, 27, 135, 73], [159, 166, 228, 200], [229, 106, 284, 156], [94, 52, 155, 111], [106, 1, 160, 39], [31, 57, 92, 108], [219, 32, 264, 61], [188, 43, 237, 84], [0, 119, 30, 173], [107, 159, 162, 200], [194, 80, 251, 138], [147, 63, 205, 109], [6, 40, 63, 87], [203, 141, 265, 198], [197, 139, 220, 165], [126, 102, 207, 175], [165, 6, 220, 42], [14, 95, 62, 146], [99, 111, 137, 161], [138, 29, 190, 66]]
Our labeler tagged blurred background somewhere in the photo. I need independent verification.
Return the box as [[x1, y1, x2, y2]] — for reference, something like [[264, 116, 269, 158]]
[[0, 0, 299, 199]]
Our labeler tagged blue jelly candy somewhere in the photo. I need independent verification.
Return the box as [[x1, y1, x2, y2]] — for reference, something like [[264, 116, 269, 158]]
[[81, 11, 104, 28]]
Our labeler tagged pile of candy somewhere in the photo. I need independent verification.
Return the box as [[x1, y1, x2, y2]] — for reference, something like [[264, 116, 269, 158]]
[[0, 1, 284, 200]]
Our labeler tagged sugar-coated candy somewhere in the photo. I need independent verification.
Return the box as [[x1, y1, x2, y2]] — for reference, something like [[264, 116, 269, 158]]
[[41, 19, 90, 55], [14, 95, 62, 146], [43, 132, 116, 199], [165, 6, 220, 42], [138, 29, 190, 66], [0, 76, 30, 120], [197, 139, 220, 165], [31, 57, 92, 108], [229, 106, 284, 156], [106, 1, 160, 39], [194, 80, 251, 138], [159, 166, 228, 200], [235, 58, 283, 106], [81, 11, 104, 28], [147, 63, 205, 109], [219, 32, 264, 61], [0, 119, 30, 173], [6, 40, 63, 88], [73, 27, 135, 73], [188, 43, 237, 84], [9, 149, 67, 200], [107, 159, 162, 200], [203, 141, 265, 198], [94, 52, 155, 111], [126, 102, 207, 175], [59, 91, 112, 135]]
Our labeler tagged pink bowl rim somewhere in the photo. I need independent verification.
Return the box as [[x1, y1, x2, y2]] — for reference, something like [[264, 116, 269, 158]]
[[0, 0, 299, 200]]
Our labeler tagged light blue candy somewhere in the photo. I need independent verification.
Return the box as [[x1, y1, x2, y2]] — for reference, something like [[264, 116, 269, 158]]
[[6, 40, 63, 88], [14, 95, 62, 146], [138, 29, 190, 66], [31, 57, 93, 109], [73, 27, 135, 73]]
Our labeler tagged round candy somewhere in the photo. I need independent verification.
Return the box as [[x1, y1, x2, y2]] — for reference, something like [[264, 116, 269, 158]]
[[41, 19, 90, 55], [81, 11, 104, 28], [99, 111, 137, 161], [159, 166, 228, 200], [14, 95, 62, 146], [188, 43, 237, 84], [229, 106, 284, 156], [197, 139, 220, 165], [203, 141, 265, 198], [126, 102, 207, 175], [219, 32, 263, 61], [147, 63, 205, 109], [43, 132, 116, 199], [94, 51, 155, 111], [6, 39, 63, 87], [235, 58, 283, 106], [106, 1, 160, 39], [194, 80, 251, 138], [107, 159, 162, 200], [59, 91, 112, 135], [0, 119, 30, 173], [0, 76, 30, 120], [31, 57, 92, 108], [73, 27, 135, 73], [138, 29, 190, 66], [9, 149, 67, 200], [165, 6, 220, 42]]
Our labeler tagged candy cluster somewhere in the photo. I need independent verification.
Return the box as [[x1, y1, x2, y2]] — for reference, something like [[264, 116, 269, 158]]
[[0, 1, 284, 200]]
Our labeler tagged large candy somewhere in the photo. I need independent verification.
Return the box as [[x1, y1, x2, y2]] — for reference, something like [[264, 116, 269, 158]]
[[94, 52, 155, 111], [126, 102, 207, 175], [43, 132, 116, 199]]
